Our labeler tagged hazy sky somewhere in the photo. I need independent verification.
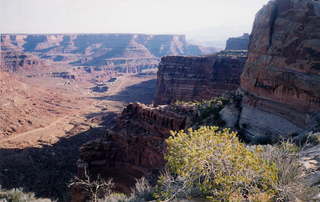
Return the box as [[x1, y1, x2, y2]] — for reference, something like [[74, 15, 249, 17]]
[[1, 0, 269, 43]]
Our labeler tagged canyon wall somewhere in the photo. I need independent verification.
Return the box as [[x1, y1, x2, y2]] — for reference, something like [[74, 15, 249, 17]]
[[1, 34, 214, 73], [225, 33, 250, 50], [154, 55, 246, 105], [239, 0, 320, 138]]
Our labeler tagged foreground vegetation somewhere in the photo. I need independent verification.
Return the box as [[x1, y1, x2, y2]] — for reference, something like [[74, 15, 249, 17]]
[[70, 126, 316, 202]]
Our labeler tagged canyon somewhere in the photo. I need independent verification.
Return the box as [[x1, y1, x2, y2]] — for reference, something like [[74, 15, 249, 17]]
[[1, 33, 214, 138], [73, 0, 320, 200], [1, 0, 320, 201], [0, 32, 238, 201]]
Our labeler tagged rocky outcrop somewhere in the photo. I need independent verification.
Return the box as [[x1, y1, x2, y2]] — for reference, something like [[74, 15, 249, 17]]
[[76, 103, 191, 196], [225, 33, 250, 50], [154, 55, 246, 105], [239, 0, 320, 138], [1, 34, 213, 70]]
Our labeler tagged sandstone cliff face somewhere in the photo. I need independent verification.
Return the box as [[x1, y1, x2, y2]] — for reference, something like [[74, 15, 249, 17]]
[[225, 33, 250, 50], [239, 0, 320, 138], [154, 55, 246, 105], [1, 34, 212, 72]]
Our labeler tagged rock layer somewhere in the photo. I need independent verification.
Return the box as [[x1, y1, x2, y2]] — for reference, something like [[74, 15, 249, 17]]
[[239, 0, 320, 137], [154, 55, 246, 105]]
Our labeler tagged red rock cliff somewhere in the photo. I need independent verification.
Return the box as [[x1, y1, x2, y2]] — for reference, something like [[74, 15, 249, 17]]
[[76, 103, 191, 198], [239, 0, 320, 137], [154, 55, 246, 105]]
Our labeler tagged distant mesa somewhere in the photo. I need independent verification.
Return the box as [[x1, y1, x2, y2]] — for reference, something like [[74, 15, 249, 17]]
[[1, 34, 216, 74], [225, 33, 250, 50]]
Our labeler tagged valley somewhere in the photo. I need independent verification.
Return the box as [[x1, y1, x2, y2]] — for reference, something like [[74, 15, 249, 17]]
[[0, 70, 156, 200], [0, 73, 156, 149]]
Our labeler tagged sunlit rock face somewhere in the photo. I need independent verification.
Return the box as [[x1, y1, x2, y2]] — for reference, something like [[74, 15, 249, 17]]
[[239, 0, 320, 138], [154, 55, 246, 105]]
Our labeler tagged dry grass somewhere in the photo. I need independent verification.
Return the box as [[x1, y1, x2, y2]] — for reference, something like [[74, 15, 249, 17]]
[[0, 187, 53, 202], [253, 142, 318, 201]]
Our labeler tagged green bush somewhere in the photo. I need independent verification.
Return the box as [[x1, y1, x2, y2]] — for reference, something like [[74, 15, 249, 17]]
[[154, 126, 278, 201]]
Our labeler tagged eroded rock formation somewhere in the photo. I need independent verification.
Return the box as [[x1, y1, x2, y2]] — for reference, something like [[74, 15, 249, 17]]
[[75, 103, 191, 200], [154, 55, 246, 105], [239, 0, 320, 138]]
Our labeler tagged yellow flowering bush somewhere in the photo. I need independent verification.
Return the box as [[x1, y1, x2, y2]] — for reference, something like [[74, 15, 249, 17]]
[[155, 126, 279, 201]]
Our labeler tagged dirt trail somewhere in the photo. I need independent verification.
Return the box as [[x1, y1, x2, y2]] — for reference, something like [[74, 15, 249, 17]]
[[0, 115, 70, 144], [0, 74, 156, 149]]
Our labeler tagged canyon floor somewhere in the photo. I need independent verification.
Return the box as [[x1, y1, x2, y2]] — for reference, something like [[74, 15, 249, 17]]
[[0, 72, 156, 200]]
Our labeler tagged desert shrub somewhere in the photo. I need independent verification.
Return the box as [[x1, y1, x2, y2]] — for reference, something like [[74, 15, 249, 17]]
[[0, 187, 52, 202], [254, 142, 317, 201], [100, 178, 153, 202], [154, 126, 278, 201]]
